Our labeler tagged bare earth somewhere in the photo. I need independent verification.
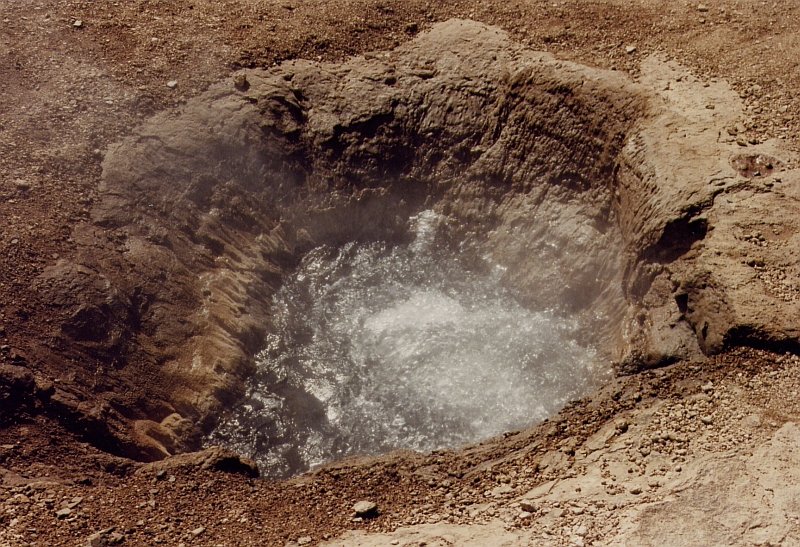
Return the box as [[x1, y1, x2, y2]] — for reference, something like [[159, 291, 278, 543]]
[[2, 1, 800, 546]]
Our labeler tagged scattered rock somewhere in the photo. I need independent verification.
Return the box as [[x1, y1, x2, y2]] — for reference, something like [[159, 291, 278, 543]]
[[697, 4, 709, 12], [353, 500, 378, 518], [233, 74, 250, 91], [166, 80, 178, 89], [55, 507, 72, 518], [297, 537, 312, 545], [86, 527, 124, 547], [190, 526, 206, 537], [67, 496, 84, 509], [73, 19, 83, 28], [625, 45, 637, 54]]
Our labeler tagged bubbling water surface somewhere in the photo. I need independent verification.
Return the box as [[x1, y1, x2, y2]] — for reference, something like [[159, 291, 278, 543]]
[[210, 211, 604, 478]]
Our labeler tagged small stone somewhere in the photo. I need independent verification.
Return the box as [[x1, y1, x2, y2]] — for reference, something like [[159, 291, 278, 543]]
[[297, 537, 312, 545], [86, 533, 105, 547], [155, 469, 167, 480], [697, 4, 709, 12], [55, 508, 72, 518], [233, 74, 249, 91], [570, 536, 585, 547], [353, 500, 378, 518], [629, 486, 643, 495], [166, 80, 178, 89], [86, 527, 117, 547], [518, 511, 532, 520], [73, 19, 83, 28], [11, 494, 30, 504], [625, 45, 637, 54], [67, 496, 84, 509], [190, 526, 205, 537], [519, 500, 536, 513]]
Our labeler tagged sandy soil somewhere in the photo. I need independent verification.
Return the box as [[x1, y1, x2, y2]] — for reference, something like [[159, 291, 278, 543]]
[[2, 1, 800, 545]]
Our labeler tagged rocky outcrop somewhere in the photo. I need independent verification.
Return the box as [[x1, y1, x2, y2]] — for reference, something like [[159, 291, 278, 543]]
[[137, 446, 259, 478], [32, 20, 799, 457]]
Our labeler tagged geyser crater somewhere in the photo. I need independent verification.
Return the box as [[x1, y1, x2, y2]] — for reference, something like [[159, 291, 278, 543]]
[[45, 19, 799, 465], [211, 210, 605, 477]]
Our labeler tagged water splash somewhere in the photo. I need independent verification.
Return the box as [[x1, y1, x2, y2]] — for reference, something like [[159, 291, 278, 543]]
[[210, 211, 604, 478]]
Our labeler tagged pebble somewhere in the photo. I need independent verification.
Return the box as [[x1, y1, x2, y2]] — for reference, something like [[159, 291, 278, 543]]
[[625, 45, 637, 54], [297, 537, 312, 545], [191, 526, 206, 537], [166, 80, 178, 89], [73, 19, 83, 28], [233, 74, 249, 91], [55, 508, 72, 518], [352, 500, 378, 517]]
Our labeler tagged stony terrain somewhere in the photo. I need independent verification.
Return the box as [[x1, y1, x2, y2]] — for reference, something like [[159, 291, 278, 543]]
[[2, 1, 800, 546]]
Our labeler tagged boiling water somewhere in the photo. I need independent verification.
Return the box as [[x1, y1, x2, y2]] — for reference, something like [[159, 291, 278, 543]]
[[210, 211, 603, 478]]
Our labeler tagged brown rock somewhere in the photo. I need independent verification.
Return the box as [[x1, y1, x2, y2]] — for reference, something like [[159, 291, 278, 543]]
[[138, 446, 259, 478]]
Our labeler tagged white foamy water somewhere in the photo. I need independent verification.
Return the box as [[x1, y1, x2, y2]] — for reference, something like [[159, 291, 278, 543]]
[[210, 211, 604, 478]]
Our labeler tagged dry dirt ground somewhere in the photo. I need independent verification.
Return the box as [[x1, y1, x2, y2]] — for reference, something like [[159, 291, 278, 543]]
[[1, 0, 800, 545]]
